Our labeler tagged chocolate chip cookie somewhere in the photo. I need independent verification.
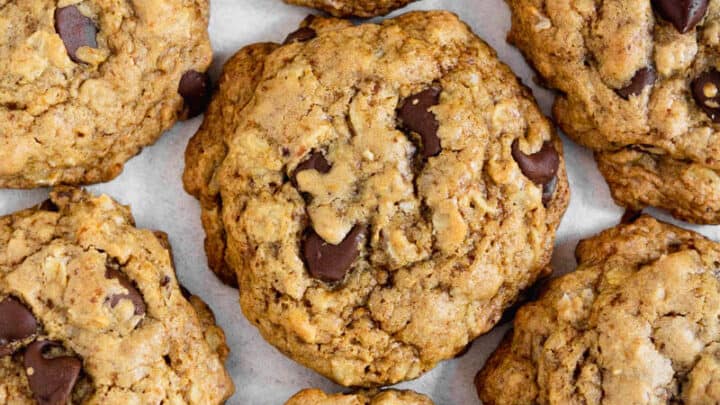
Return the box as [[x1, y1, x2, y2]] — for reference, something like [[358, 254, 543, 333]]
[[0, 1, 212, 188], [0, 188, 234, 404], [507, 0, 720, 223], [285, 388, 434, 404], [283, 0, 415, 17], [476, 215, 720, 404], [184, 11, 569, 386]]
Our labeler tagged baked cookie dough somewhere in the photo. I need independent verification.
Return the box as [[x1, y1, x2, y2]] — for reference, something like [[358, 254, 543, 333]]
[[476, 215, 720, 404], [0, 0, 212, 188], [184, 11, 569, 386], [0, 188, 234, 404], [283, 0, 415, 17], [285, 388, 433, 404], [507, 0, 720, 223]]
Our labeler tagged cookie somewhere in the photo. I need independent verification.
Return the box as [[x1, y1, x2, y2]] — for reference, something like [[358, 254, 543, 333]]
[[476, 215, 720, 404], [283, 0, 415, 17], [0, 188, 234, 404], [184, 11, 569, 386], [285, 388, 433, 404], [506, 0, 720, 223], [0, 1, 212, 188]]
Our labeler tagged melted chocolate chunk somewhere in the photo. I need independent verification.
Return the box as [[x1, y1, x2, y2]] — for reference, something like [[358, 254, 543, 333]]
[[105, 263, 146, 316], [54, 6, 98, 63], [398, 87, 442, 158], [24, 341, 82, 405], [617, 67, 656, 99], [178, 71, 211, 118], [0, 297, 37, 356], [302, 226, 366, 282], [652, 0, 708, 33]]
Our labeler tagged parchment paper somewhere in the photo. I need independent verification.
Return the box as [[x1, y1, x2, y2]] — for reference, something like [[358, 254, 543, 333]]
[[3, 0, 719, 403]]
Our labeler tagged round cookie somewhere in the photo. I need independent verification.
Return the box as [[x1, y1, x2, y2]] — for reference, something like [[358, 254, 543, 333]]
[[283, 0, 415, 17], [507, 0, 720, 223], [476, 215, 720, 405], [0, 1, 212, 188], [0, 188, 234, 404], [285, 388, 433, 404], [184, 11, 569, 386]]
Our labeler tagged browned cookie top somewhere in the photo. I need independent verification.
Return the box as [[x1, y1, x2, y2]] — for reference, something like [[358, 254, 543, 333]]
[[477, 215, 720, 405], [285, 388, 434, 404], [507, 0, 720, 223], [0, 188, 234, 404], [0, 1, 212, 188], [284, 0, 415, 17], [184, 11, 569, 386]]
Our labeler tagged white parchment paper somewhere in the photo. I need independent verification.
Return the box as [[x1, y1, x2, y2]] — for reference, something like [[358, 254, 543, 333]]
[[2, 0, 719, 403]]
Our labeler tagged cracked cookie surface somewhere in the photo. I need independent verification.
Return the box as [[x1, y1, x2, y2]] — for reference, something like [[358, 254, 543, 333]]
[[476, 215, 720, 405], [0, 188, 234, 404], [184, 11, 569, 386], [285, 388, 433, 404], [0, 0, 212, 188], [283, 0, 415, 17], [507, 0, 720, 223]]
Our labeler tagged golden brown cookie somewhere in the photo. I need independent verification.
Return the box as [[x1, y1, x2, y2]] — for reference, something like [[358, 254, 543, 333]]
[[476, 215, 720, 404], [0, 1, 212, 188], [283, 0, 415, 17], [0, 188, 234, 404], [285, 388, 434, 404], [184, 11, 569, 386], [506, 0, 720, 223]]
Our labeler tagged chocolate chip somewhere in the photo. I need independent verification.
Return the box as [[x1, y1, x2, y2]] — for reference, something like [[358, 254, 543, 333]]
[[511, 140, 559, 186], [398, 86, 442, 158], [54, 6, 98, 63], [178, 71, 211, 118], [302, 225, 366, 282], [293, 151, 332, 181], [617, 67, 656, 99], [24, 341, 81, 405], [283, 27, 317, 44], [652, 0, 708, 33], [0, 297, 37, 356], [105, 263, 146, 316], [692, 69, 720, 122]]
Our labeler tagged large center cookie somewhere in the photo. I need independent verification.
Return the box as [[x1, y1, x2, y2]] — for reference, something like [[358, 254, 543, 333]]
[[184, 11, 569, 386], [507, 0, 720, 223], [476, 215, 720, 404], [283, 0, 416, 17], [0, 188, 234, 404], [0, 0, 212, 188]]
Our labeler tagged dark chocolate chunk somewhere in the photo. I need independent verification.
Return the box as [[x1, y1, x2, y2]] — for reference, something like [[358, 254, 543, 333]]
[[105, 263, 146, 316], [511, 140, 559, 186], [652, 0, 708, 33], [691, 69, 720, 122], [0, 297, 37, 356], [178, 71, 211, 118], [283, 27, 317, 44], [617, 67, 656, 99], [302, 225, 366, 282], [24, 341, 82, 405], [398, 87, 442, 158], [54, 6, 98, 63], [293, 151, 332, 181]]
